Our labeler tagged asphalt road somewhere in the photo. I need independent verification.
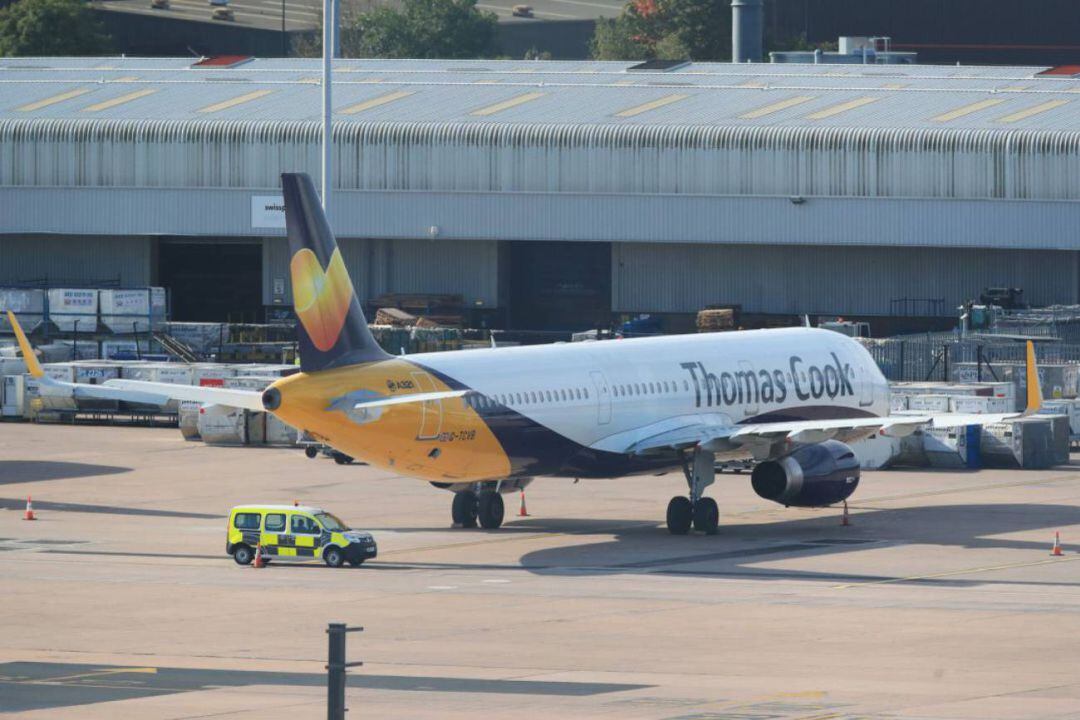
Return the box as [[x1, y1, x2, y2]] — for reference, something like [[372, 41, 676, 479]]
[[2, 423, 1080, 718]]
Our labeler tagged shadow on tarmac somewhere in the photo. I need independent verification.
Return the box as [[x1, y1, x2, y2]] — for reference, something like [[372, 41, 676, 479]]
[[0, 661, 649, 712], [0, 460, 131, 485], [509, 502, 1080, 587]]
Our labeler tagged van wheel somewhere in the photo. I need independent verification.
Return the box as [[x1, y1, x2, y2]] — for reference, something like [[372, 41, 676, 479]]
[[324, 546, 345, 568], [348, 558, 364, 567], [233, 544, 254, 565]]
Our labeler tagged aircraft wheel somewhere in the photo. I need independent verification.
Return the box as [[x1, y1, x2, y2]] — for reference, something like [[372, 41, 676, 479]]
[[304, 446, 319, 459], [692, 497, 719, 535], [477, 491, 504, 530], [451, 491, 478, 528], [666, 496, 692, 535]]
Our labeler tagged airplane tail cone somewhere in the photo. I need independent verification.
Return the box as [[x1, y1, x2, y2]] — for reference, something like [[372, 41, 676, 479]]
[[1051, 531, 1064, 557], [518, 491, 529, 517], [253, 544, 266, 568], [23, 495, 35, 521]]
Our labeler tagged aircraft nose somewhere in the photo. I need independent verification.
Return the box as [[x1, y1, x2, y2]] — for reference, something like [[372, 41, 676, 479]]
[[262, 387, 281, 411]]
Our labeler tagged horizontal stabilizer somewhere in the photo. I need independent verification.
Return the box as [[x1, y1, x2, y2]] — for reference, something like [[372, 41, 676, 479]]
[[102, 379, 266, 411], [353, 389, 467, 410]]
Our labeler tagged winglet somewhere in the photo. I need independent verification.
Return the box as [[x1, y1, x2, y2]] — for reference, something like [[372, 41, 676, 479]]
[[6, 311, 43, 379], [1025, 340, 1042, 415]]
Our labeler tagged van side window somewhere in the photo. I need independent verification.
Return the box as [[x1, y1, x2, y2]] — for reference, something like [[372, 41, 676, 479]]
[[265, 513, 286, 532], [292, 514, 320, 534], [234, 512, 260, 530]]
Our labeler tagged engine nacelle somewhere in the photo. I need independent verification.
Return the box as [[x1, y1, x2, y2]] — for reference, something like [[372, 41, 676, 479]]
[[750, 440, 860, 508]]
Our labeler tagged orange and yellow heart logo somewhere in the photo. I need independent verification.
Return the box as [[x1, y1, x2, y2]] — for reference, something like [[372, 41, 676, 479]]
[[290, 247, 355, 351]]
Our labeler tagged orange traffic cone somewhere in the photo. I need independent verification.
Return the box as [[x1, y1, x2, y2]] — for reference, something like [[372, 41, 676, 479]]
[[253, 544, 266, 568], [1051, 532, 1064, 557], [23, 495, 35, 521], [840, 500, 851, 527], [518, 490, 529, 517]]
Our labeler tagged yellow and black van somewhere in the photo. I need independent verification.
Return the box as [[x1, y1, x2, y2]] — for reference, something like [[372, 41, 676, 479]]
[[226, 505, 377, 568]]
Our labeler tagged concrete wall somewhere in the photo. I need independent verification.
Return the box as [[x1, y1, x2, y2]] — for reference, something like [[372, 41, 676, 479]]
[[613, 243, 1080, 316], [5, 187, 1080, 253], [0, 235, 152, 288], [262, 236, 500, 308]]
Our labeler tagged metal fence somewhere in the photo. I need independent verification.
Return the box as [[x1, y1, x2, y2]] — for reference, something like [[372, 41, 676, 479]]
[[861, 337, 1080, 382]]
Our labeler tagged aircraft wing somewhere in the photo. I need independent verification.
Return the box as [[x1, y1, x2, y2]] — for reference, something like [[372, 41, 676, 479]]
[[614, 412, 1022, 457]]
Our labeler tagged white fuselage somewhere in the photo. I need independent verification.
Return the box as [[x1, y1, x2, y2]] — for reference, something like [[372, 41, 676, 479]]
[[417, 327, 890, 459]]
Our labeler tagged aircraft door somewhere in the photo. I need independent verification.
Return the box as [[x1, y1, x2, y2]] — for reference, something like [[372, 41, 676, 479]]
[[410, 371, 444, 440], [589, 370, 612, 425], [850, 349, 874, 407]]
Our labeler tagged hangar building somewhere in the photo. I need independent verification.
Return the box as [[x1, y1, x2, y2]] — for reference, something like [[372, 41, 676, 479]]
[[1, 57, 1079, 330]]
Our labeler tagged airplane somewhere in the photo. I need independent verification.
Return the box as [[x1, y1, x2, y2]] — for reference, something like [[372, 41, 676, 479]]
[[5, 173, 1044, 535]]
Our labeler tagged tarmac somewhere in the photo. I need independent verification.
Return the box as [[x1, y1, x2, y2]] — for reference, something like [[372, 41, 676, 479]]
[[1, 422, 1080, 719]]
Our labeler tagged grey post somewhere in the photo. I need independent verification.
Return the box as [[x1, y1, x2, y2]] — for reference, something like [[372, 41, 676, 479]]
[[326, 622, 363, 720]]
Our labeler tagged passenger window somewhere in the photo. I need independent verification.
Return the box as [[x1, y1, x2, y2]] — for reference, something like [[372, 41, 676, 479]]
[[234, 512, 260, 530], [683, 380, 689, 391], [265, 513, 286, 533], [291, 514, 321, 534], [584, 388, 590, 399], [649, 382, 655, 394], [545, 391, 553, 403]]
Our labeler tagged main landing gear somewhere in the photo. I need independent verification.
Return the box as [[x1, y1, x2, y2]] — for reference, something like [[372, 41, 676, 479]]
[[667, 448, 718, 535], [451, 487, 505, 530]]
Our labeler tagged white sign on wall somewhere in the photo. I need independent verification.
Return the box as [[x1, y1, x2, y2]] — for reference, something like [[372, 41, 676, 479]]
[[251, 195, 286, 229]]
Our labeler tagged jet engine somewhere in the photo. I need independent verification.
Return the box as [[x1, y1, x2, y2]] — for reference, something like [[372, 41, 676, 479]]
[[750, 439, 860, 508]]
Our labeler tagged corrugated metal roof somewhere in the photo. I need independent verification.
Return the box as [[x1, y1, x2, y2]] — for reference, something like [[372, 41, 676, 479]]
[[2, 57, 1080, 130]]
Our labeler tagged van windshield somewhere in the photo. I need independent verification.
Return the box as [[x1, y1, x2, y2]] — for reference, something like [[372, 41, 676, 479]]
[[315, 512, 348, 531]]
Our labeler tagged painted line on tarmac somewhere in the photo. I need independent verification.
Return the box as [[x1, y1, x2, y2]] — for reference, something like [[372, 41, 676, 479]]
[[378, 521, 658, 557], [832, 554, 1080, 589], [43, 549, 222, 560], [0, 498, 219, 519], [857, 472, 1080, 505]]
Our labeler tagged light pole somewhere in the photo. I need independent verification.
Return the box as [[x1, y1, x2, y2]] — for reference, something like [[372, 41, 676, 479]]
[[321, 0, 334, 216]]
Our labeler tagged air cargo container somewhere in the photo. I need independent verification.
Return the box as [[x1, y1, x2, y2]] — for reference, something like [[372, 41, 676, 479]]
[[47, 289, 98, 333]]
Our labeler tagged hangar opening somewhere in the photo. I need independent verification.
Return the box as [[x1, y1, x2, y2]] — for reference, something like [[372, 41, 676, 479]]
[[508, 241, 612, 331], [158, 240, 262, 323]]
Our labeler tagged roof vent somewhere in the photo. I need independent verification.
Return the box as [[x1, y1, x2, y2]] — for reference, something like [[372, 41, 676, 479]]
[[626, 59, 691, 72], [192, 55, 254, 69], [1037, 65, 1080, 77]]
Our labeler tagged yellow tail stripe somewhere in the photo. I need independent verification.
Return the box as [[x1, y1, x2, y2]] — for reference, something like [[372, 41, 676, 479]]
[[1026, 340, 1042, 413], [6, 311, 43, 378]]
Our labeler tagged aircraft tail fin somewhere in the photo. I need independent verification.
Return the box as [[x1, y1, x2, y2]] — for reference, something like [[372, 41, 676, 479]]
[[281, 173, 390, 373], [6, 311, 44, 379], [1024, 340, 1042, 415]]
